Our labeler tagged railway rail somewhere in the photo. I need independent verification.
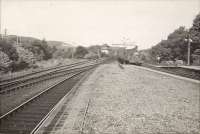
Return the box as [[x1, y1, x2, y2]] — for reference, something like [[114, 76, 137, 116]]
[[0, 60, 88, 83], [0, 60, 90, 88], [0, 59, 102, 94], [0, 59, 105, 134], [142, 63, 200, 80], [0, 59, 105, 116]]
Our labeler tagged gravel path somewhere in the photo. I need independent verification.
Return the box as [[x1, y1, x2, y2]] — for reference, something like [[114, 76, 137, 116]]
[[40, 62, 200, 134]]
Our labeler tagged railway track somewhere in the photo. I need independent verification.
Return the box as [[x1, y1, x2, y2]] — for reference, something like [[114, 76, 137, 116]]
[[142, 63, 200, 80], [0, 60, 90, 88], [0, 60, 88, 83], [0, 59, 101, 94], [0, 59, 105, 116], [0, 59, 104, 134]]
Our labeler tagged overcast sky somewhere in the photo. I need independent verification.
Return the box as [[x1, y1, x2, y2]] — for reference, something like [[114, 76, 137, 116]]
[[1, 0, 200, 49]]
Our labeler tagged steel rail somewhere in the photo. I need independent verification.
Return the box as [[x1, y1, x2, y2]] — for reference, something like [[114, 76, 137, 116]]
[[0, 66, 96, 133], [0, 68, 89, 120], [31, 59, 108, 134], [0, 60, 100, 92], [0, 62, 99, 94], [30, 68, 94, 134], [3, 58, 104, 88], [0, 60, 88, 83], [0, 60, 92, 87], [0, 59, 105, 120], [0, 60, 102, 94], [142, 63, 200, 80]]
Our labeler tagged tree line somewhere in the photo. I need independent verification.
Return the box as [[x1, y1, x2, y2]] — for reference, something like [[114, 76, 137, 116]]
[[142, 13, 200, 64], [0, 36, 96, 72]]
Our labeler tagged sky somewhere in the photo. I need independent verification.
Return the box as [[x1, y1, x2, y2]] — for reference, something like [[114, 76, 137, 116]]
[[1, 0, 200, 49]]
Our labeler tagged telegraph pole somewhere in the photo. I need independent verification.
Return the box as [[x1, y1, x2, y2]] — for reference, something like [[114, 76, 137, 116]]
[[187, 39, 190, 66], [19, 36, 21, 45], [3, 28, 7, 41], [185, 31, 192, 66], [187, 37, 192, 66], [185, 29, 192, 66], [71, 47, 74, 58]]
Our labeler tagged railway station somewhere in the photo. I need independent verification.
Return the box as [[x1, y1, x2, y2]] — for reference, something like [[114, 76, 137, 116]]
[[0, 0, 200, 134]]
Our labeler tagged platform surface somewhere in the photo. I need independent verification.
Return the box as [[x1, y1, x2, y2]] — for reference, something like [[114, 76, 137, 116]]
[[180, 65, 200, 71], [36, 63, 200, 134], [152, 63, 200, 71]]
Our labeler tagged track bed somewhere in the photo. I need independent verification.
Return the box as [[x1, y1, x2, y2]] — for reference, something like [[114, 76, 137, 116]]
[[0, 71, 86, 134]]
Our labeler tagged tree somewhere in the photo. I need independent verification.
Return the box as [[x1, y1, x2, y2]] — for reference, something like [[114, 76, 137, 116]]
[[28, 40, 52, 61], [150, 40, 173, 61], [167, 26, 188, 61], [0, 40, 18, 61], [15, 46, 36, 66], [0, 50, 12, 68], [41, 39, 53, 60], [149, 27, 189, 62], [88, 45, 101, 55], [190, 13, 200, 43], [189, 12, 200, 63], [74, 46, 88, 58]]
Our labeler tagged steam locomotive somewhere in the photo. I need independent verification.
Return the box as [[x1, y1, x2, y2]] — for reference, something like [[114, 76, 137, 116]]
[[113, 47, 142, 66]]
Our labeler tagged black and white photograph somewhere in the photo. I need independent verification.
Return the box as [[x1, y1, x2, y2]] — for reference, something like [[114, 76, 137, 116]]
[[0, 0, 200, 133]]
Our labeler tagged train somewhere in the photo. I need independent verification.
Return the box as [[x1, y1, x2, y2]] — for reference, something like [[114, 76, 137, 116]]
[[110, 46, 143, 66]]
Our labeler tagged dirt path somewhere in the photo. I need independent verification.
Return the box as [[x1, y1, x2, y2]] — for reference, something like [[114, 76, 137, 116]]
[[39, 62, 200, 134]]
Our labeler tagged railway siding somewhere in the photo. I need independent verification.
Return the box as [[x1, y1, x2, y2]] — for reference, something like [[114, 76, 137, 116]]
[[36, 62, 200, 134]]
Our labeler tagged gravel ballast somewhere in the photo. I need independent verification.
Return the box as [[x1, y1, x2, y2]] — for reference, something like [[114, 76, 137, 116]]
[[41, 62, 200, 134]]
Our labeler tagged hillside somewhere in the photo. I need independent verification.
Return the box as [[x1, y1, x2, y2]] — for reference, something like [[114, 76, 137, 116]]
[[0, 35, 75, 73], [47, 41, 73, 48]]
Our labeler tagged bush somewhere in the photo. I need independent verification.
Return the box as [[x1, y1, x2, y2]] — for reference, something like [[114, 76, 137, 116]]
[[0, 40, 18, 61], [74, 46, 88, 58], [10, 61, 29, 72], [27, 40, 53, 61]]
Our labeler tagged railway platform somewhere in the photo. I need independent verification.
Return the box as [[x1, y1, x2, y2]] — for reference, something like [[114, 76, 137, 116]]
[[180, 65, 200, 71], [35, 62, 200, 134], [148, 63, 200, 71]]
